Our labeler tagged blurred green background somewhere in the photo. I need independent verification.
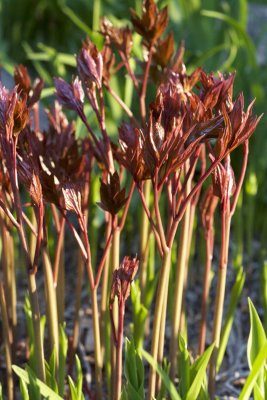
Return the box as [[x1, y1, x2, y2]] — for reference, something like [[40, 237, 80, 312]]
[[0, 0, 266, 263]]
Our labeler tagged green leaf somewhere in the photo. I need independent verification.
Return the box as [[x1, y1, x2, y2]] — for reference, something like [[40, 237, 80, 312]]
[[158, 359, 171, 399], [178, 335, 190, 398], [75, 355, 84, 399], [124, 382, 143, 400], [57, 53, 76, 66], [186, 343, 215, 400], [68, 376, 78, 400], [217, 267, 245, 371], [49, 348, 57, 383], [45, 359, 58, 394], [131, 281, 148, 349], [58, 324, 68, 397], [245, 172, 258, 197], [247, 298, 266, 368], [67, 356, 84, 400], [125, 338, 138, 390], [240, 341, 267, 400], [247, 298, 266, 395], [61, 5, 92, 36], [12, 365, 63, 400], [124, 339, 145, 400], [121, 387, 128, 400], [142, 350, 181, 400], [23, 42, 52, 84], [201, 9, 256, 67], [60, 4, 103, 47], [254, 384, 265, 400], [19, 378, 29, 400], [238, 0, 248, 29], [40, 88, 55, 99]]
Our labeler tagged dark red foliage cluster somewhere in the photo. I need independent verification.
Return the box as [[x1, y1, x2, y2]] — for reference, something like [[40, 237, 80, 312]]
[[0, 0, 261, 276]]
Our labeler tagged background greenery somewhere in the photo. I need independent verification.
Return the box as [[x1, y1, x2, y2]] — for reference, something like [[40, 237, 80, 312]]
[[0, 0, 267, 289]]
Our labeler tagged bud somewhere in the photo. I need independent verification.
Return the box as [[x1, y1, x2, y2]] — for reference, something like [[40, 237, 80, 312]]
[[54, 77, 84, 115], [77, 40, 103, 88], [130, 0, 168, 46], [98, 171, 128, 215], [110, 256, 139, 304], [212, 158, 236, 203]]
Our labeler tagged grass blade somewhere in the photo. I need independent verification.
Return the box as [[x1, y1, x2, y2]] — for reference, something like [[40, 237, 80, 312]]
[[240, 341, 267, 400], [142, 349, 181, 400], [12, 365, 63, 400], [186, 343, 214, 400], [201, 9, 256, 66], [247, 298, 266, 395]]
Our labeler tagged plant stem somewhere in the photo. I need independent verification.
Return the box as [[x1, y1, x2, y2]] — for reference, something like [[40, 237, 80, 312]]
[[105, 85, 139, 126], [148, 249, 171, 399], [17, 219, 45, 381], [140, 180, 151, 303], [92, 0, 101, 31], [80, 213, 103, 399], [91, 288, 103, 399], [140, 44, 154, 124], [29, 207, 37, 263], [199, 227, 214, 355], [1, 220, 16, 356], [180, 201, 197, 337], [111, 226, 120, 394], [138, 186, 163, 256], [156, 276, 169, 392], [100, 218, 112, 394], [208, 201, 231, 399], [0, 281, 13, 400], [27, 272, 46, 381], [54, 217, 66, 324], [69, 249, 84, 374], [42, 247, 59, 364], [179, 205, 194, 337], [169, 197, 191, 379], [100, 217, 112, 345], [8, 154, 45, 382], [114, 300, 125, 400]]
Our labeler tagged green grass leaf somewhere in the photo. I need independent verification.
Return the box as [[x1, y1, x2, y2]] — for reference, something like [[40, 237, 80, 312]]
[[142, 349, 181, 400], [68, 375, 78, 400], [12, 365, 63, 400], [178, 335, 190, 398], [58, 324, 68, 397], [186, 343, 214, 400], [240, 340, 267, 400], [201, 9, 256, 66], [247, 298, 266, 368], [247, 298, 266, 395], [19, 378, 29, 400]]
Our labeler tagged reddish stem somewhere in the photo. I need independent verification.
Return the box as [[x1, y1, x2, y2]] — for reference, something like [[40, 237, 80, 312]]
[[105, 84, 139, 127], [154, 169, 167, 252], [137, 185, 163, 257], [118, 179, 135, 231], [199, 227, 214, 354], [53, 217, 65, 284], [119, 51, 139, 92], [230, 141, 249, 216], [94, 221, 115, 288], [115, 299, 124, 400], [140, 44, 154, 125]]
